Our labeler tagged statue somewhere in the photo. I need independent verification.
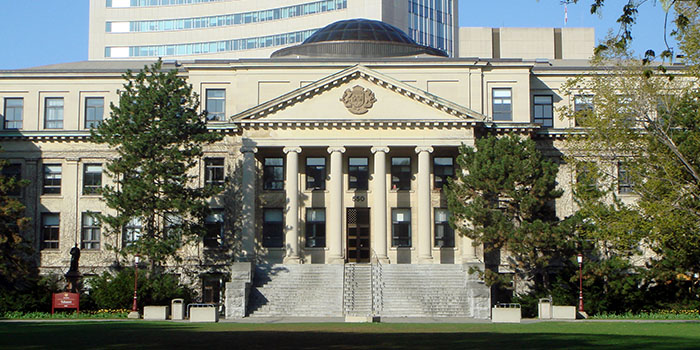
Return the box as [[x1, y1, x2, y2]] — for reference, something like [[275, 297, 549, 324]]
[[65, 244, 82, 293], [69, 245, 80, 273]]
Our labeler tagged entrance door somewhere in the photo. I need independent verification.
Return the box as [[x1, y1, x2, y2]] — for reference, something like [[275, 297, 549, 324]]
[[347, 208, 370, 263]]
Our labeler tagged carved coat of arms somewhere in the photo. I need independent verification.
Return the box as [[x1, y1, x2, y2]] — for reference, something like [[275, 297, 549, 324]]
[[340, 85, 377, 115]]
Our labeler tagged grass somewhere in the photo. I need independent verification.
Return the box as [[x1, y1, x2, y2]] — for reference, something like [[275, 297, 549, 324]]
[[590, 310, 700, 320], [1, 321, 699, 349], [1, 310, 129, 319]]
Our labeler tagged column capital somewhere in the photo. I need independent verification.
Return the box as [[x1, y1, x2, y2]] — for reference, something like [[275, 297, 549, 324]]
[[415, 146, 434, 154], [283, 146, 302, 154], [327, 146, 346, 154], [240, 146, 258, 154], [371, 146, 390, 154]]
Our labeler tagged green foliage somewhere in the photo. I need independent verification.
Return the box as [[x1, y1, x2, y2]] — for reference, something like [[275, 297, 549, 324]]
[[89, 268, 194, 310], [0, 275, 61, 313], [91, 60, 223, 269], [445, 135, 574, 292], [1, 309, 129, 319]]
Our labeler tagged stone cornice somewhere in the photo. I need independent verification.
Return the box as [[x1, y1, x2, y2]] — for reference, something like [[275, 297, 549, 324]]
[[0, 125, 237, 142], [236, 119, 479, 129]]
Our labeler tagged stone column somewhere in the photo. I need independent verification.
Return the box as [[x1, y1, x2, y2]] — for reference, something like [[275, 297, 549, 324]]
[[416, 146, 434, 263], [462, 236, 479, 263], [327, 146, 346, 264], [371, 146, 390, 263], [283, 146, 302, 264], [239, 146, 257, 262]]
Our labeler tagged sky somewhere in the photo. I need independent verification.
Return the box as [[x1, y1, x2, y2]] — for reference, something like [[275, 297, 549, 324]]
[[0, 0, 678, 69]]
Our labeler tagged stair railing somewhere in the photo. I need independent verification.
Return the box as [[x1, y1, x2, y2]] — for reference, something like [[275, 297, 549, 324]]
[[370, 249, 383, 317]]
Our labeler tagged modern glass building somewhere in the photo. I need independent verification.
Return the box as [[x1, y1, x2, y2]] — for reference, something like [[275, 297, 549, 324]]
[[90, 0, 458, 59]]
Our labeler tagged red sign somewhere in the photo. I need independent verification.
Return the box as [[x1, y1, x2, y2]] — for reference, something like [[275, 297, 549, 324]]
[[52, 293, 80, 314]]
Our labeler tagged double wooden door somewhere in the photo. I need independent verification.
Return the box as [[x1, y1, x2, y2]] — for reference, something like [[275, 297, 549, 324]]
[[346, 208, 370, 263]]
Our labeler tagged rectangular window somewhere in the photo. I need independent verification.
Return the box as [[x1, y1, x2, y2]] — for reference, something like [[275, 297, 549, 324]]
[[391, 157, 411, 190], [492, 88, 512, 121], [576, 162, 598, 191], [263, 157, 284, 190], [3, 98, 23, 129], [204, 210, 224, 248], [41, 213, 60, 250], [204, 158, 225, 186], [83, 164, 102, 195], [81, 212, 101, 250], [434, 208, 454, 248], [205, 89, 226, 121], [123, 217, 142, 246], [574, 95, 594, 126], [618, 161, 634, 194], [44, 97, 64, 129], [392, 208, 411, 247], [1, 163, 21, 196], [305, 208, 326, 248], [42, 164, 62, 195], [85, 97, 104, 128], [305, 157, 326, 190], [433, 157, 454, 189], [262, 208, 283, 248], [348, 157, 369, 190], [533, 95, 553, 127]]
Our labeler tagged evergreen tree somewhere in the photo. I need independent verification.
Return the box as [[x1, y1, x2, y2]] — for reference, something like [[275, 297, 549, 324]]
[[445, 135, 574, 294], [91, 60, 223, 271]]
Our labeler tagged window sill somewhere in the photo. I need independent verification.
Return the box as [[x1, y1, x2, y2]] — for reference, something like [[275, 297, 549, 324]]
[[303, 189, 328, 193], [40, 195, 63, 199], [303, 246, 328, 250], [389, 247, 415, 251], [432, 246, 457, 251], [389, 189, 414, 193]]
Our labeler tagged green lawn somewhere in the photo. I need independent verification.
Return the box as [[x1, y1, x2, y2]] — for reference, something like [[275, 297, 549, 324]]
[[1, 321, 699, 349]]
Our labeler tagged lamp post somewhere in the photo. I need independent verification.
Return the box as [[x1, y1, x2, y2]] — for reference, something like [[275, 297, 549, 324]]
[[577, 253, 584, 313], [128, 256, 140, 319]]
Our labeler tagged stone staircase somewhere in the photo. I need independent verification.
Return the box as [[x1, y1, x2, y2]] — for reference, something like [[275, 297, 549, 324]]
[[343, 264, 372, 316], [377, 264, 472, 317], [247, 264, 344, 317]]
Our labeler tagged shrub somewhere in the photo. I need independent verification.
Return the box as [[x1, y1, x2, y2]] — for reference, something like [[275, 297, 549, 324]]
[[89, 269, 194, 310]]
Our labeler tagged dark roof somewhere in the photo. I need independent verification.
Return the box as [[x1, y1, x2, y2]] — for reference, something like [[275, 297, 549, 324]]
[[302, 19, 415, 45], [272, 19, 447, 59]]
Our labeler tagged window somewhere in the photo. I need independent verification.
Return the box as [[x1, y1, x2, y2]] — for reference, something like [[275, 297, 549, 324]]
[[492, 88, 512, 121], [42, 164, 62, 195], [205, 158, 225, 186], [205, 89, 226, 121], [81, 212, 101, 250], [533, 95, 553, 127], [574, 95, 594, 126], [263, 157, 284, 190], [123, 217, 142, 246], [392, 208, 411, 247], [85, 97, 104, 128], [262, 208, 283, 247], [164, 214, 182, 239], [41, 213, 60, 250], [576, 162, 598, 192], [433, 157, 454, 189], [305, 208, 325, 248], [44, 98, 64, 129], [1, 163, 21, 196], [391, 157, 411, 190], [204, 210, 224, 248], [83, 164, 102, 195], [618, 161, 634, 194], [3, 98, 23, 129], [305, 157, 326, 190], [348, 157, 369, 190], [434, 208, 454, 248]]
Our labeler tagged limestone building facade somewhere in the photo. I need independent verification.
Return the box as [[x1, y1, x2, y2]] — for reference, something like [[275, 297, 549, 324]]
[[2, 19, 612, 318]]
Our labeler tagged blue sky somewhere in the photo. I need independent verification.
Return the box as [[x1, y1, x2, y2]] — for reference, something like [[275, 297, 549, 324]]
[[0, 0, 676, 69]]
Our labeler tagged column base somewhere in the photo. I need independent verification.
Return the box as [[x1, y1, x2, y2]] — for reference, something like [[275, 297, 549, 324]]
[[327, 256, 345, 264], [418, 256, 434, 264], [283, 256, 301, 264], [377, 257, 390, 264], [127, 311, 140, 319]]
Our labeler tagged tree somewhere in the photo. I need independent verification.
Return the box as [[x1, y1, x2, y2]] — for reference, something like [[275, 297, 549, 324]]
[[445, 135, 574, 296], [91, 60, 223, 272], [561, 47, 700, 305]]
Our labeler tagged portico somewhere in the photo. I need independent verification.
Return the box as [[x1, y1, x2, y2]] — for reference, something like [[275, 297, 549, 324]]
[[234, 65, 484, 265]]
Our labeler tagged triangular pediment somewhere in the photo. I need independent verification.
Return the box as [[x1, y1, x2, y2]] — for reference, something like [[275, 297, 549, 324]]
[[231, 65, 485, 124]]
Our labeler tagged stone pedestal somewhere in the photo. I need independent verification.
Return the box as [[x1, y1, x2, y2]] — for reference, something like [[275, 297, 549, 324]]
[[464, 263, 491, 319], [225, 262, 254, 319]]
